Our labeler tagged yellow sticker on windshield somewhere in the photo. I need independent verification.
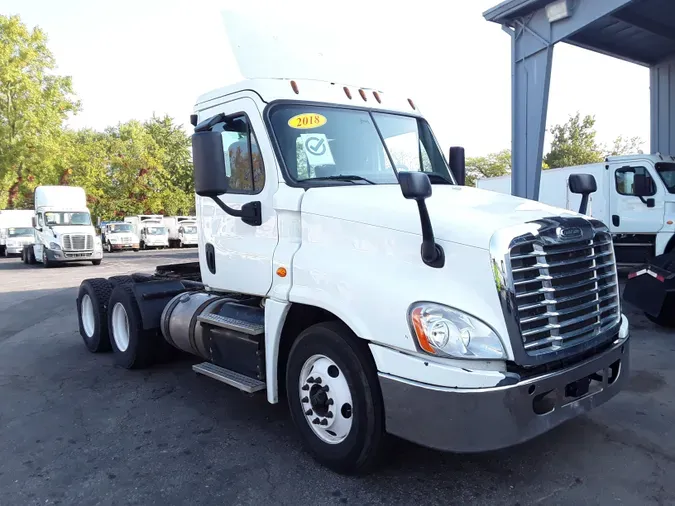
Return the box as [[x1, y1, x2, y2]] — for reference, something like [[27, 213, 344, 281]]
[[288, 113, 327, 129]]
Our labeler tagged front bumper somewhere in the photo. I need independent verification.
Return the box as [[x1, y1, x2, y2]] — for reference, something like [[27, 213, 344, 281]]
[[46, 248, 103, 262], [379, 333, 629, 453], [6, 246, 26, 255], [110, 243, 139, 250]]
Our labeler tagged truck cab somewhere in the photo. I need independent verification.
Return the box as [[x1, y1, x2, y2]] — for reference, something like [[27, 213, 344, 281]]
[[27, 186, 102, 267], [0, 209, 35, 257], [164, 216, 198, 248], [101, 222, 140, 252], [124, 215, 169, 249], [76, 78, 630, 474]]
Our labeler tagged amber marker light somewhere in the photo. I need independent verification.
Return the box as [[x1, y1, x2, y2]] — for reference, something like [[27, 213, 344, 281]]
[[410, 307, 436, 354]]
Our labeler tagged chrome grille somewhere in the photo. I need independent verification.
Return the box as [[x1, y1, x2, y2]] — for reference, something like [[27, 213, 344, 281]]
[[509, 231, 620, 356], [63, 234, 93, 251]]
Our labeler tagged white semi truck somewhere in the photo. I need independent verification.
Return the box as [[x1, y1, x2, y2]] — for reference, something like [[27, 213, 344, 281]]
[[124, 215, 169, 249], [163, 216, 198, 248], [0, 209, 35, 257], [477, 154, 675, 266], [22, 186, 102, 267], [100, 221, 140, 252], [75, 78, 629, 474]]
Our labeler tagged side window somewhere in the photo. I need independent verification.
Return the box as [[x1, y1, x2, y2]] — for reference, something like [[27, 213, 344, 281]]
[[615, 166, 656, 196], [219, 115, 265, 194]]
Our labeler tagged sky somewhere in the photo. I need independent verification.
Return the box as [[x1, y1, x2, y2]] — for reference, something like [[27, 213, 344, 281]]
[[2, 0, 651, 157]]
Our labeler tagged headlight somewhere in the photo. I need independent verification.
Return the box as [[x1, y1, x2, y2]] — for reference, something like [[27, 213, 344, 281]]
[[109, 237, 119, 243], [49, 242, 61, 250], [408, 303, 506, 359]]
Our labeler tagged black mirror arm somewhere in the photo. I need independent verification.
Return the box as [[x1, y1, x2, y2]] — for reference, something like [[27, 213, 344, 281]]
[[578, 194, 590, 215], [415, 200, 445, 268], [210, 196, 262, 227]]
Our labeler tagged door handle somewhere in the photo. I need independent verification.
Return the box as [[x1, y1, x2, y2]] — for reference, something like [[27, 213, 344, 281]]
[[612, 215, 620, 227]]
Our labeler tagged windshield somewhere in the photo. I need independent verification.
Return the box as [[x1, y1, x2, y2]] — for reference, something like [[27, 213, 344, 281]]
[[145, 227, 167, 235], [183, 226, 197, 234], [109, 224, 132, 233], [656, 163, 675, 193], [268, 104, 453, 185], [44, 212, 91, 226], [8, 227, 33, 237]]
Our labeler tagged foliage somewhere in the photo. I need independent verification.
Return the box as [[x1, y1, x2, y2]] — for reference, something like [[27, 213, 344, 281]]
[[0, 15, 195, 220], [466, 149, 511, 187], [607, 134, 644, 157], [544, 113, 604, 169]]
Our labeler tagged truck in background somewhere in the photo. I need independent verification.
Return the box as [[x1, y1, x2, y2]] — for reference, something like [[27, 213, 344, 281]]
[[0, 210, 35, 257], [124, 215, 169, 250], [163, 216, 198, 248], [476, 154, 675, 266], [22, 186, 102, 267], [74, 77, 629, 474], [100, 221, 140, 252]]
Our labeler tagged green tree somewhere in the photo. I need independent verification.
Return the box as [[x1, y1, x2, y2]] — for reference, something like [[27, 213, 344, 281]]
[[466, 149, 511, 187], [607, 134, 644, 157], [0, 15, 80, 208], [544, 113, 604, 169]]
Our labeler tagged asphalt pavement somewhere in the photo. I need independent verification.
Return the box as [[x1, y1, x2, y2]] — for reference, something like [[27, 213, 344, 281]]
[[0, 249, 674, 505]]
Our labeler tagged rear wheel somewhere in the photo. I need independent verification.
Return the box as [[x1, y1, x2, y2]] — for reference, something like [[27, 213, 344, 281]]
[[77, 278, 113, 353], [285, 321, 385, 475], [108, 284, 159, 369]]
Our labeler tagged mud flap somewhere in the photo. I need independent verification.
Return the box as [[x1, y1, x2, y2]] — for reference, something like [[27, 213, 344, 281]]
[[131, 280, 188, 330], [623, 253, 675, 318]]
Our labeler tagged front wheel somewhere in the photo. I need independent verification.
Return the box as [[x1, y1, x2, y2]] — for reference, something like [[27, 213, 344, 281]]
[[92, 259, 102, 266], [42, 249, 52, 268], [286, 321, 385, 475], [105, 242, 112, 253]]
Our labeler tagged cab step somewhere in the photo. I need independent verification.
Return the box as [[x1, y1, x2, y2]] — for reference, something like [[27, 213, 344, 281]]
[[197, 312, 264, 335], [192, 362, 266, 393]]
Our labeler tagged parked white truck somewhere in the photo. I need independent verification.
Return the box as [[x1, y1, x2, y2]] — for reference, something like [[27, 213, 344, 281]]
[[477, 154, 675, 266], [124, 215, 169, 249], [163, 216, 198, 248], [22, 186, 102, 267], [101, 221, 140, 252], [0, 209, 35, 257], [75, 78, 629, 474]]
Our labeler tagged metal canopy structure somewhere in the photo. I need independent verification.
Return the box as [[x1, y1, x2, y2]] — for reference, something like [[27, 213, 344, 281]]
[[484, 0, 675, 200]]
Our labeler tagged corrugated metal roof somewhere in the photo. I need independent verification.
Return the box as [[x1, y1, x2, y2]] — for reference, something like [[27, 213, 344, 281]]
[[485, 0, 675, 66]]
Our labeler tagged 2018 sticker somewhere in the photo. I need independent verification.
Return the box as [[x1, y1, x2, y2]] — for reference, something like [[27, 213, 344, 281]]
[[288, 113, 327, 129]]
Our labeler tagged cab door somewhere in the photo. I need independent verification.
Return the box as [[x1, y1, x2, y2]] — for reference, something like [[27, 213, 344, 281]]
[[609, 163, 665, 233], [197, 95, 279, 296]]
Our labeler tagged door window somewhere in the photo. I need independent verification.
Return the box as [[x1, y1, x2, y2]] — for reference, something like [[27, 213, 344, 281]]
[[615, 166, 656, 196], [216, 115, 265, 194]]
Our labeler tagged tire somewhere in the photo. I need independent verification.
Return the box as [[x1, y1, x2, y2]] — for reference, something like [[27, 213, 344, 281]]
[[140, 241, 146, 250], [28, 248, 36, 265], [42, 248, 52, 268], [107, 284, 159, 369], [0, 245, 5, 256], [105, 242, 112, 253], [645, 311, 675, 328], [21, 248, 26, 263], [92, 259, 102, 266], [285, 321, 385, 475], [133, 249, 139, 252], [4, 247, 8, 258], [108, 275, 134, 287], [77, 278, 113, 353]]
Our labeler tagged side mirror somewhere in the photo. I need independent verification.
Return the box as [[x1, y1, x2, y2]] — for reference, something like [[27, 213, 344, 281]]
[[192, 130, 228, 197], [31, 216, 37, 228], [633, 174, 653, 197], [449, 146, 466, 186], [399, 171, 432, 200], [398, 172, 444, 268], [568, 173, 597, 215]]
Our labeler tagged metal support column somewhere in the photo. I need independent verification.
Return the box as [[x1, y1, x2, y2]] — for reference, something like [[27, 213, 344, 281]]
[[509, 21, 553, 200], [651, 57, 675, 155]]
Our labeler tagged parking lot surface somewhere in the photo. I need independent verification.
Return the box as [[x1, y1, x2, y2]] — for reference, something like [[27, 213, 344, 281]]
[[1, 250, 674, 505]]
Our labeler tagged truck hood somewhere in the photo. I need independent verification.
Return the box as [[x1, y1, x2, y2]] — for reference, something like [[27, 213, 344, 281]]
[[301, 184, 580, 250]]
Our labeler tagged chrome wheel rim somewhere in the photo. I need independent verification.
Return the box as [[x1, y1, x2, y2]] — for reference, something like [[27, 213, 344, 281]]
[[111, 302, 130, 352], [81, 294, 95, 337], [298, 354, 353, 444]]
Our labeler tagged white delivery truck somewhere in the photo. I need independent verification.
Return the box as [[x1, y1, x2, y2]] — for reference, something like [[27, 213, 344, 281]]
[[101, 221, 140, 252], [0, 209, 35, 257], [124, 215, 169, 249], [163, 216, 198, 248], [477, 154, 675, 266], [75, 78, 629, 474], [22, 186, 103, 267]]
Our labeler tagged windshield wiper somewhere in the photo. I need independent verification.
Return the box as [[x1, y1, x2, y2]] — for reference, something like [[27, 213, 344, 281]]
[[300, 175, 375, 185]]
